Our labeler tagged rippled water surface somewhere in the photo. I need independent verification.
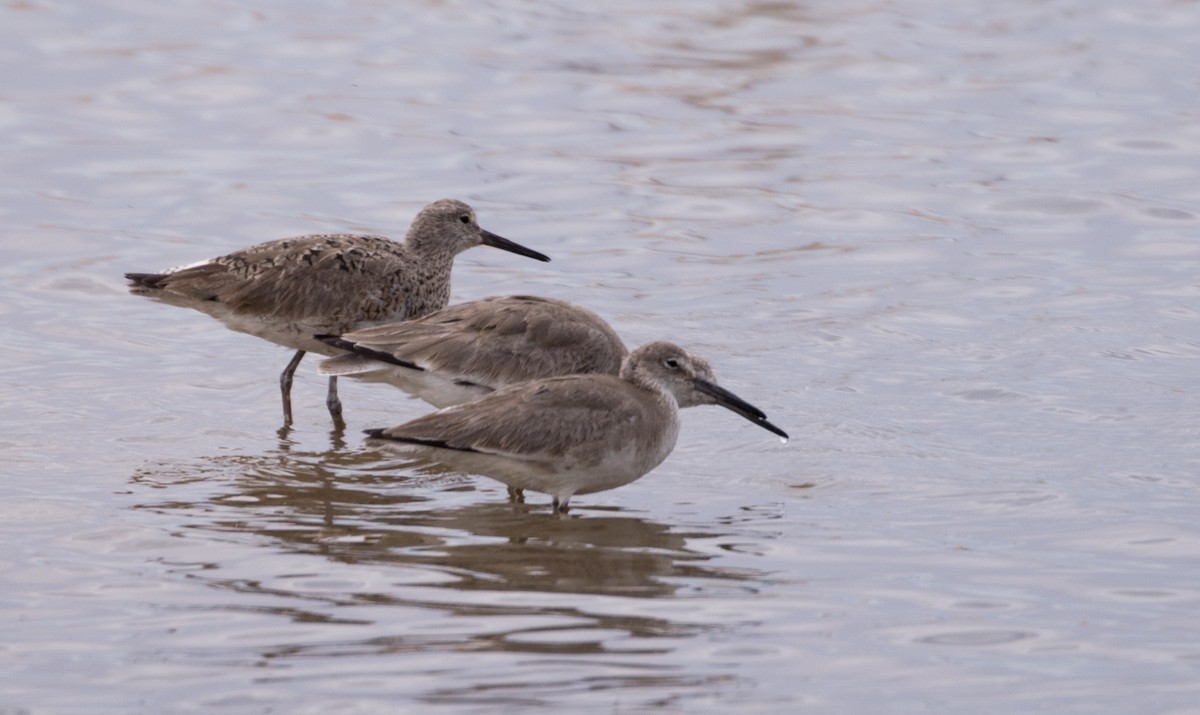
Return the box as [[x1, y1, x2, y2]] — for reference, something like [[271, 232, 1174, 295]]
[[3, 0, 1200, 712]]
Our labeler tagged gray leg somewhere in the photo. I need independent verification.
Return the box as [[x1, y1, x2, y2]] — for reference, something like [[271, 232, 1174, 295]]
[[551, 495, 570, 513], [506, 486, 525, 503], [325, 376, 344, 423], [280, 350, 307, 424]]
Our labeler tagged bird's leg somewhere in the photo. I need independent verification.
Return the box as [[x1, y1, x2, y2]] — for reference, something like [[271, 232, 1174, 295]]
[[325, 376, 344, 425], [552, 495, 571, 514], [327, 419, 346, 450], [279, 350, 306, 425], [506, 486, 525, 503]]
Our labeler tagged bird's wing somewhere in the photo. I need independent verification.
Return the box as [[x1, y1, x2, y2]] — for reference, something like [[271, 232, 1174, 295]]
[[153, 235, 408, 323], [341, 296, 626, 387], [370, 374, 650, 462]]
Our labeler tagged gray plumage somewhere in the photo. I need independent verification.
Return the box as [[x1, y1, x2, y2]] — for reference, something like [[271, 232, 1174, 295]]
[[125, 198, 550, 423], [317, 295, 628, 407], [365, 341, 788, 512]]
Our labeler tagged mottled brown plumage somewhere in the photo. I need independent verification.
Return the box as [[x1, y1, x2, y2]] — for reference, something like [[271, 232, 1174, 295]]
[[125, 199, 549, 424], [317, 295, 628, 407], [365, 341, 788, 512]]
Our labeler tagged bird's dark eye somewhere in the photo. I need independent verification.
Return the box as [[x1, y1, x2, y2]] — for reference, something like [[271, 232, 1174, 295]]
[[459, 215, 471, 224], [664, 357, 680, 369]]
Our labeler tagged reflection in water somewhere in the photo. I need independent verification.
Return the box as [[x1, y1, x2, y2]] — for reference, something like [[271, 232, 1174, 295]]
[[129, 437, 767, 674]]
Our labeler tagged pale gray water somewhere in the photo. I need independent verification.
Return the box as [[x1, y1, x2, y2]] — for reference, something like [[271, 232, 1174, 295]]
[[2, 0, 1199, 712]]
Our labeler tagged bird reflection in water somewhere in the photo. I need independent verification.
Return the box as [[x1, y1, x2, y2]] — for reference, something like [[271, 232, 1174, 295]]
[[130, 440, 766, 599]]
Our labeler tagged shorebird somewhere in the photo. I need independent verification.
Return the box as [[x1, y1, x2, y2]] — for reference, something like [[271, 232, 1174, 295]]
[[316, 294, 628, 407], [125, 199, 549, 424], [365, 341, 787, 512]]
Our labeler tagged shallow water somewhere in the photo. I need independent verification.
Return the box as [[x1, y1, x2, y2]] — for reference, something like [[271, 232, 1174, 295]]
[[3, 0, 1200, 712]]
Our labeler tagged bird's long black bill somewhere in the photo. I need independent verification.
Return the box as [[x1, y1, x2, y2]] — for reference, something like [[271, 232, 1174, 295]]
[[480, 229, 551, 262], [694, 378, 789, 440]]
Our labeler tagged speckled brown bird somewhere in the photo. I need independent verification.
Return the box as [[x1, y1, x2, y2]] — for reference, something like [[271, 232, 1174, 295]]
[[125, 199, 550, 424]]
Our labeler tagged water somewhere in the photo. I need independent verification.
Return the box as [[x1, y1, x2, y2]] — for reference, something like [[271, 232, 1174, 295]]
[[3, 0, 1199, 712]]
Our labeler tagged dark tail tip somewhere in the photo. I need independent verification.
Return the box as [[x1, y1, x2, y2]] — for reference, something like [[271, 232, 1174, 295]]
[[125, 272, 167, 288], [317, 335, 425, 371], [316, 334, 357, 352]]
